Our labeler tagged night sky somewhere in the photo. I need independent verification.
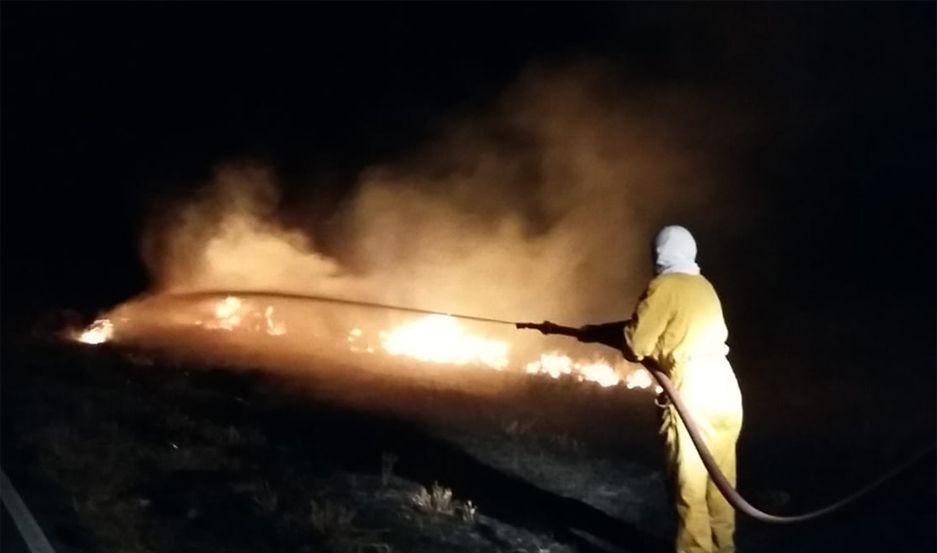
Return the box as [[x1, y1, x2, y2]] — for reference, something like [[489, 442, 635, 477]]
[[2, 4, 935, 383]]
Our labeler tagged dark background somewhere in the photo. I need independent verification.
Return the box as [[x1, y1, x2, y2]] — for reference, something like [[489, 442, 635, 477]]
[[2, 3, 934, 390]]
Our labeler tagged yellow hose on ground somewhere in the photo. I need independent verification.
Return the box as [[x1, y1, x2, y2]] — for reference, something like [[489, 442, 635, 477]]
[[647, 362, 935, 523]]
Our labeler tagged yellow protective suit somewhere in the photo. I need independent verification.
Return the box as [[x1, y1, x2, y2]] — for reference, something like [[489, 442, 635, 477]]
[[624, 228, 743, 553]]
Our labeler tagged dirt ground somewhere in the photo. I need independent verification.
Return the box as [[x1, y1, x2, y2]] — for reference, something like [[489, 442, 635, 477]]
[[2, 337, 934, 552]]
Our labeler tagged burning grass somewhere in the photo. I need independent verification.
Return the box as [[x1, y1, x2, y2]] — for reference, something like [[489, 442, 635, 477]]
[[70, 292, 660, 399]]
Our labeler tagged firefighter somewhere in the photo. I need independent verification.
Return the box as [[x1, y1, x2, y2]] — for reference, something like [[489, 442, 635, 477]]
[[622, 225, 743, 553], [530, 225, 743, 552]]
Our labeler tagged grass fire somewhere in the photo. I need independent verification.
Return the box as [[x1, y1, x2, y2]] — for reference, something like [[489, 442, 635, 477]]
[[70, 293, 657, 393], [3, 4, 934, 553]]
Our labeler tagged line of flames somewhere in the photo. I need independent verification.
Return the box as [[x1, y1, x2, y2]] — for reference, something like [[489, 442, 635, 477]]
[[73, 296, 660, 392]]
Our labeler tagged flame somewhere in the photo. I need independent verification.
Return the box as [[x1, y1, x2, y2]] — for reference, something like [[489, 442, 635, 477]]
[[74, 297, 655, 396], [197, 296, 287, 336], [75, 319, 114, 345], [264, 306, 286, 336], [625, 367, 663, 393], [625, 367, 652, 389], [525, 352, 621, 388], [379, 315, 510, 369], [344, 317, 631, 388], [525, 353, 573, 378], [206, 296, 243, 330], [576, 360, 621, 388]]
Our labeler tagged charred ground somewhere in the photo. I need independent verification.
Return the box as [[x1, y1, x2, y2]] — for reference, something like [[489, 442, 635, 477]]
[[2, 335, 933, 553]]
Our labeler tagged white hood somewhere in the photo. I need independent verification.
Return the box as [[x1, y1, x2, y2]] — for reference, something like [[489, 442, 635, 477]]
[[654, 225, 701, 275]]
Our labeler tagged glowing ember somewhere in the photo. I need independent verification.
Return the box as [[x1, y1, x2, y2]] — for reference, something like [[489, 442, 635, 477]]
[[380, 315, 510, 369], [625, 367, 653, 389], [76, 319, 114, 345]]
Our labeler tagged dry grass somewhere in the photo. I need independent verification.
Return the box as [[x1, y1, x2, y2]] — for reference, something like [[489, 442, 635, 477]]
[[310, 499, 392, 553], [410, 482, 477, 523]]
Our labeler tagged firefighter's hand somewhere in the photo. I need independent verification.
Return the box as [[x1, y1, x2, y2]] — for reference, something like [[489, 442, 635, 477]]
[[536, 321, 562, 335], [576, 321, 628, 349], [621, 346, 642, 363]]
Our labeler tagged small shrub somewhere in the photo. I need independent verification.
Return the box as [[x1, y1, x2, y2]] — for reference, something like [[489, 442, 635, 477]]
[[410, 482, 454, 515], [458, 500, 477, 523], [410, 482, 478, 524]]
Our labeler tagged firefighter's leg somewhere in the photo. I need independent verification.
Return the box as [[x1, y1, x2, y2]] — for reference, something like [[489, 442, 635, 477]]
[[706, 415, 742, 553], [667, 409, 713, 553]]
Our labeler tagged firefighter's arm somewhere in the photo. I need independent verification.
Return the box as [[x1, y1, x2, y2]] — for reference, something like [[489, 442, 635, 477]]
[[515, 321, 626, 350], [623, 278, 673, 361]]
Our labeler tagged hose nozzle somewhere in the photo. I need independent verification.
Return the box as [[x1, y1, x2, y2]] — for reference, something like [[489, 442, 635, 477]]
[[515, 321, 572, 336]]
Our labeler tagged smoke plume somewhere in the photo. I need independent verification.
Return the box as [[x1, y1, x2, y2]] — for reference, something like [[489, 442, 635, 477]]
[[141, 64, 743, 326]]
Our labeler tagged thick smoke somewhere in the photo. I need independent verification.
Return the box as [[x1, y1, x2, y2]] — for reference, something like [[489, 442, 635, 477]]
[[141, 164, 367, 299], [141, 64, 740, 326]]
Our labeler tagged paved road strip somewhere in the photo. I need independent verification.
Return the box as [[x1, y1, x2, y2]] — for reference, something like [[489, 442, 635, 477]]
[[0, 468, 58, 553]]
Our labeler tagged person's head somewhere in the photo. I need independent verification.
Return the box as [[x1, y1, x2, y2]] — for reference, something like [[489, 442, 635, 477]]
[[653, 225, 700, 275]]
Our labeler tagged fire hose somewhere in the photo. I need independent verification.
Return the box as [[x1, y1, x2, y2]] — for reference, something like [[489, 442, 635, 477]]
[[649, 361, 933, 523], [515, 320, 936, 524], [160, 291, 933, 522], [162, 290, 520, 325]]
